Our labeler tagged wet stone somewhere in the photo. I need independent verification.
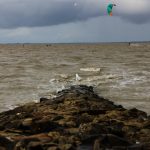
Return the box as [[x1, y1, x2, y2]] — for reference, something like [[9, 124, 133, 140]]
[[0, 85, 150, 149]]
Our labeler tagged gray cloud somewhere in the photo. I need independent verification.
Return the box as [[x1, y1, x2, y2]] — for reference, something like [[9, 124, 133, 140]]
[[119, 14, 150, 24], [0, 0, 150, 28], [115, 0, 150, 24], [0, 0, 101, 28]]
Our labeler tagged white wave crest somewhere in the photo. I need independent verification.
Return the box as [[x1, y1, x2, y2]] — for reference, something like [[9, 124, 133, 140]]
[[80, 67, 101, 72]]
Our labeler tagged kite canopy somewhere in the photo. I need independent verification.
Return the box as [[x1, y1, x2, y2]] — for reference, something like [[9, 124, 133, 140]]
[[107, 4, 116, 16]]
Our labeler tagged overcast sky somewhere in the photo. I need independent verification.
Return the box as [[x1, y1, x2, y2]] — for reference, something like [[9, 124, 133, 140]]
[[0, 0, 150, 43]]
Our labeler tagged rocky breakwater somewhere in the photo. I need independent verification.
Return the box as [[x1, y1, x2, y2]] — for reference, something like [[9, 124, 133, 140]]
[[0, 85, 150, 150]]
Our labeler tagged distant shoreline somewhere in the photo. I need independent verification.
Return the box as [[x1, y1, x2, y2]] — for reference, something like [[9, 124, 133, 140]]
[[0, 41, 150, 45]]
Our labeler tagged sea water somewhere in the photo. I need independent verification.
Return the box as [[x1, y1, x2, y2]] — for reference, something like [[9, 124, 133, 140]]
[[0, 43, 150, 113]]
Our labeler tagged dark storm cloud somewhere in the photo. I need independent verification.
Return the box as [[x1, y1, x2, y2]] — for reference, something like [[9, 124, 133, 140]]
[[0, 0, 102, 28], [0, 0, 150, 28]]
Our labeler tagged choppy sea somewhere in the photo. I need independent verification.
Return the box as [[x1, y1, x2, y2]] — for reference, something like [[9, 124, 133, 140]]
[[0, 43, 150, 114]]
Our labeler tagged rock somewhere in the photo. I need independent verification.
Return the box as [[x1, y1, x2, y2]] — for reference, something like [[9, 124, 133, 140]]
[[0, 146, 6, 150], [0, 85, 150, 149], [93, 134, 131, 149], [22, 118, 33, 126], [0, 136, 14, 150]]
